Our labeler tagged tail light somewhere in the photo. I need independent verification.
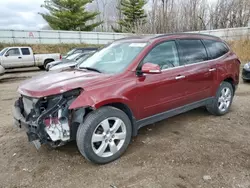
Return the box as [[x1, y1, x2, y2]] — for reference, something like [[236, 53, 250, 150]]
[[60, 54, 62, 60]]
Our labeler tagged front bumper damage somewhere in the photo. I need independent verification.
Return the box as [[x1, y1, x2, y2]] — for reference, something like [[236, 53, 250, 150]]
[[13, 98, 46, 149], [13, 94, 76, 149]]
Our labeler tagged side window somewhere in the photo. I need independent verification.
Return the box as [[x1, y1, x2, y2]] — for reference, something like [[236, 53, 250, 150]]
[[21, 48, 30, 55], [6, 48, 20, 56], [142, 41, 180, 70], [203, 40, 229, 59], [177, 39, 207, 64]]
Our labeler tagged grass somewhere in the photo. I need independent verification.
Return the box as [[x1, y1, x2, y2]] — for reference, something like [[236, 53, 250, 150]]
[[228, 38, 250, 63], [0, 38, 249, 62]]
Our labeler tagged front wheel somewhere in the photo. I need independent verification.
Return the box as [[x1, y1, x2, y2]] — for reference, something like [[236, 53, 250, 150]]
[[206, 81, 234, 116], [76, 107, 132, 164]]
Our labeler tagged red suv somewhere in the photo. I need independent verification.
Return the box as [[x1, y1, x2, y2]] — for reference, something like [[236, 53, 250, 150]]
[[13, 33, 240, 164]]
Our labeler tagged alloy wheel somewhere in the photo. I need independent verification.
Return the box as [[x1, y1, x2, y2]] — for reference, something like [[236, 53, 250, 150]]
[[91, 117, 126, 158], [218, 87, 232, 112]]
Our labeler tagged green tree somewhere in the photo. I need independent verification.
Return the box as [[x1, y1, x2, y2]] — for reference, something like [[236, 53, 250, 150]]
[[112, 0, 147, 33], [39, 0, 102, 31]]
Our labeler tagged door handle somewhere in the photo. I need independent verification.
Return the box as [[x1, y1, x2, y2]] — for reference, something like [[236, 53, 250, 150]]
[[209, 68, 216, 72], [18, 57, 22, 59], [175, 75, 185, 80]]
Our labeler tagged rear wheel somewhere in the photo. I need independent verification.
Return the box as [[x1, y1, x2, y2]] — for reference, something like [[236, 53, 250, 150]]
[[76, 106, 132, 164], [39, 59, 54, 70], [206, 81, 234, 116]]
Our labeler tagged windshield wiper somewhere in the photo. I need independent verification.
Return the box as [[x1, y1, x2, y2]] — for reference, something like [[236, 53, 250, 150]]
[[80, 67, 102, 73]]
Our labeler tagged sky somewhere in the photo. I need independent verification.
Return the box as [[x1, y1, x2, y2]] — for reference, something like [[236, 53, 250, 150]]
[[0, 0, 46, 30]]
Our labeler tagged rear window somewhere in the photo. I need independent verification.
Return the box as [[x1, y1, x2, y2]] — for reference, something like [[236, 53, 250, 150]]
[[177, 39, 208, 64], [21, 48, 30, 55], [203, 40, 229, 59]]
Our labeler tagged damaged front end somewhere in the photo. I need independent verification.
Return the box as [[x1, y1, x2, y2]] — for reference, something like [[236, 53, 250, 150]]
[[13, 88, 84, 149]]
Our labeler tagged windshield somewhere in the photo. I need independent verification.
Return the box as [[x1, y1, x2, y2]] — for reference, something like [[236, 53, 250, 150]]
[[78, 42, 147, 74], [66, 53, 81, 60], [0, 48, 8, 56], [66, 49, 76, 55], [76, 53, 92, 64]]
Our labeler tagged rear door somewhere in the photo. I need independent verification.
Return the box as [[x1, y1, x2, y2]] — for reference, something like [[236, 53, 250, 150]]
[[176, 39, 214, 104], [1, 48, 23, 68], [20, 48, 34, 67], [136, 40, 189, 119], [202, 39, 232, 95]]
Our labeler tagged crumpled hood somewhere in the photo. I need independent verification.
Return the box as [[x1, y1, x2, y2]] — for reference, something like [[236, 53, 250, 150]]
[[18, 69, 111, 98]]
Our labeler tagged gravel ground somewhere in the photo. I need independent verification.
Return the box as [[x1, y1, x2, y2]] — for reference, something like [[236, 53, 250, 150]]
[[0, 68, 250, 188]]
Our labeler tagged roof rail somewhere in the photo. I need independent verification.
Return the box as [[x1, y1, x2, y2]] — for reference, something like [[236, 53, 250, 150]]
[[115, 36, 145, 41], [153, 32, 220, 39]]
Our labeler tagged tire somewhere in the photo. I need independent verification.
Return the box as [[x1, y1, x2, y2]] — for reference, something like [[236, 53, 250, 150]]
[[206, 81, 234, 116], [38, 66, 45, 70], [44, 60, 54, 70], [76, 106, 132, 164]]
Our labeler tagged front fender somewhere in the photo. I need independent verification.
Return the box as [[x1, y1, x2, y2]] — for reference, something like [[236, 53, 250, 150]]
[[69, 92, 96, 110], [68, 91, 136, 116]]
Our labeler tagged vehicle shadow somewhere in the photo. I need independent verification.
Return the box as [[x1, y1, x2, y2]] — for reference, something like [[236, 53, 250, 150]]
[[5, 68, 43, 74], [53, 107, 209, 157], [137, 107, 208, 135], [0, 76, 30, 83]]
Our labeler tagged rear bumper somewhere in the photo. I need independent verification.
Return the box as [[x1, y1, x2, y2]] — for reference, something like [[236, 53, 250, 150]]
[[13, 99, 46, 143]]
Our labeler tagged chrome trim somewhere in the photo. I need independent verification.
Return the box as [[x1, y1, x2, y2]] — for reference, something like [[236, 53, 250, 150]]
[[161, 52, 229, 72], [175, 75, 185, 80], [209, 68, 216, 72]]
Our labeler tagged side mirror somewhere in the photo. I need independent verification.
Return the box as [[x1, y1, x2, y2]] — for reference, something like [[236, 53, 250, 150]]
[[141, 62, 161, 74], [5, 53, 9, 57]]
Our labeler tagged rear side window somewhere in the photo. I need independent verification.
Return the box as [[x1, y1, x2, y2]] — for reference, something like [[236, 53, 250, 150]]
[[203, 40, 229, 59], [177, 39, 207, 65], [21, 48, 30, 55]]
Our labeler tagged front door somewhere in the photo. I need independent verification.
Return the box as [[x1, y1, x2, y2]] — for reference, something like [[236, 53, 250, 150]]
[[2, 48, 23, 68], [136, 41, 188, 120]]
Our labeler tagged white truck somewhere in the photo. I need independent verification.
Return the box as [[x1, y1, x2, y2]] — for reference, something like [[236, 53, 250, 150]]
[[0, 47, 61, 70]]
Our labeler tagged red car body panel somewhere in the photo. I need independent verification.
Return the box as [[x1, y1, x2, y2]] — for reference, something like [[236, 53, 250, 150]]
[[135, 66, 189, 119], [69, 71, 139, 118], [17, 34, 240, 122]]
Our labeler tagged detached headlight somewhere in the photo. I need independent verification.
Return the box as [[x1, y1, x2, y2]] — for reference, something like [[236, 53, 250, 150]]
[[244, 63, 250, 69]]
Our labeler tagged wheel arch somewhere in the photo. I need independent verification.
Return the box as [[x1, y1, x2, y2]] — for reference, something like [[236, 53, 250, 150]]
[[223, 77, 236, 94], [69, 96, 138, 136], [44, 58, 55, 64], [103, 102, 137, 135]]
